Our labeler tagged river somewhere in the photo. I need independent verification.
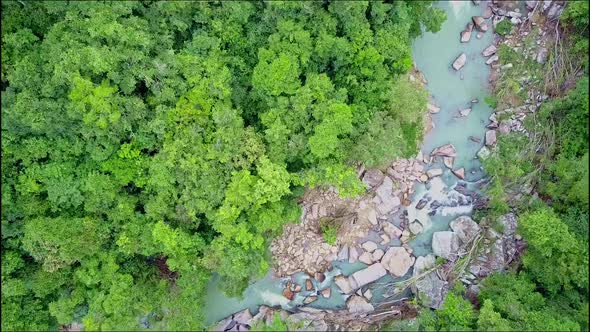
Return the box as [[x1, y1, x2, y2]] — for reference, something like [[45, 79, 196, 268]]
[[204, 1, 494, 326]]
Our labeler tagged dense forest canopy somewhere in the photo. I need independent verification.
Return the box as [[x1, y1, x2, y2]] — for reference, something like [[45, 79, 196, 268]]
[[1, 1, 444, 330]]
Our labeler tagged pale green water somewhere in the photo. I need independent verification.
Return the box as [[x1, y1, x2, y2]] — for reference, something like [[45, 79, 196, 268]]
[[204, 1, 493, 325]]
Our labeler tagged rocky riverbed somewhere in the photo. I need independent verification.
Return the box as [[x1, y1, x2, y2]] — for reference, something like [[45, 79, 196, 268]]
[[210, 1, 561, 330]]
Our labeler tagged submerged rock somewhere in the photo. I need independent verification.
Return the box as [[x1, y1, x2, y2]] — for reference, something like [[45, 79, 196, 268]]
[[381, 247, 415, 277], [452, 53, 467, 70], [432, 231, 460, 260]]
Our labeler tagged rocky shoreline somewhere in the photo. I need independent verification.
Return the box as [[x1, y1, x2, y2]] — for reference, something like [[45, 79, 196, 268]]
[[212, 1, 563, 330]]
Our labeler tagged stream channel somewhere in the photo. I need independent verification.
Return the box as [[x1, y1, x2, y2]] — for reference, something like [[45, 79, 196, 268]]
[[204, 1, 494, 325]]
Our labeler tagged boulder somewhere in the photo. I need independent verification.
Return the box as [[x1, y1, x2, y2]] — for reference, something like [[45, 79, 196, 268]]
[[416, 197, 429, 210], [426, 168, 443, 178], [376, 196, 401, 215], [362, 169, 384, 188], [375, 176, 394, 202], [472, 16, 488, 32], [482, 45, 497, 57], [335, 276, 353, 294], [450, 216, 481, 244], [304, 296, 318, 304], [321, 287, 331, 298], [477, 146, 491, 160], [413, 254, 436, 277], [359, 251, 373, 265], [349, 246, 359, 263], [306, 279, 314, 291], [361, 241, 378, 253], [427, 102, 441, 114], [283, 287, 294, 300], [414, 273, 448, 309], [363, 289, 373, 301], [347, 296, 375, 314], [349, 263, 387, 289], [483, 6, 493, 19], [358, 207, 378, 226], [338, 245, 349, 261], [458, 108, 472, 117], [380, 233, 390, 245], [372, 249, 385, 261], [215, 309, 253, 332], [536, 47, 548, 64], [432, 231, 460, 260], [383, 223, 403, 239], [485, 130, 497, 146], [381, 247, 415, 277], [431, 144, 457, 157], [315, 272, 326, 283], [452, 53, 467, 70], [460, 29, 472, 43], [485, 55, 499, 65], [452, 168, 466, 180], [419, 174, 429, 182]]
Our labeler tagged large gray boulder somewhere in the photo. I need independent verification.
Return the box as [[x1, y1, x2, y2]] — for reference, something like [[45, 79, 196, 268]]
[[414, 273, 448, 309], [347, 295, 375, 314], [450, 216, 481, 244], [432, 231, 460, 260], [349, 263, 387, 290], [431, 144, 457, 158], [362, 169, 384, 188], [413, 254, 436, 277], [452, 53, 467, 70], [381, 247, 415, 277], [214, 309, 253, 332], [358, 206, 378, 226], [335, 276, 353, 294]]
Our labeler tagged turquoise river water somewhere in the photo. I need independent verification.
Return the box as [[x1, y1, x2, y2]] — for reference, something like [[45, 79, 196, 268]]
[[204, 1, 494, 325]]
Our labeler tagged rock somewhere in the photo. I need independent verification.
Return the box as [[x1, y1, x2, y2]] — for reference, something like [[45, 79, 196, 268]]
[[419, 174, 429, 182], [381, 247, 415, 277], [471, 99, 479, 103], [283, 287, 295, 300], [380, 234, 390, 245], [469, 136, 481, 143], [372, 249, 385, 261], [477, 146, 491, 160], [536, 47, 548, 64], [304, 296, 318, 305], [375, 176, 393, 202], [383, 223, 402, 239], [347, 296, 375, 314], [476, 32, 483, 39], [358, 207, 378, 226], [409, 221, 424, 235], [482, 44, 497, 57], [431, 144, 457, 157], [483, 6, 493, 19], [547, 4, 563, 20], [349, 263, 387, 289], [460, 29, 472, 43], [349, 246, 359, 263], [216, 309, 253, 332], [413, 254, 436, 277], [427, 102, 441, 114], [306, 279, 314, 291], [450, 216, 481, 244], [416, 197, 429, 210], [335, 276, 353, 294], [485, 55, 499, 65], [526, 0, 537, 10], [432, 231, 460, 260], [452, 53, 467, 70], [338, 245, 349, 261], [414, 273, 448, 309], [321, 288, 331, 298], [377, 196, 401, 215], [364, 289, 373, 301], [506, 11, 522, 18], [452, 168, 466, 180], [443, 157, 455, 168], [359, 251, 373, 265], [426, 168, 443, 178], [294, 284, 302, 292], [501, 63, 513, 70], [400, 229, 411, 243], [485, 130, 497, 146], [472, 16, 488, 32], [362, 169, 385, 188], [361, 241, 378, 253], [315, 272, 326, 283], [459, 108, 472, 117]]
